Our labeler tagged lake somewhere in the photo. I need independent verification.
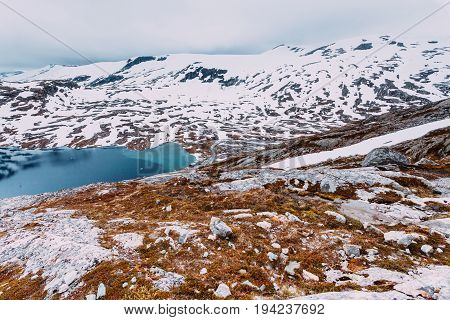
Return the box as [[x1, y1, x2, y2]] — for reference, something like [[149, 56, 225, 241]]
[[0, 143, 196, 198]]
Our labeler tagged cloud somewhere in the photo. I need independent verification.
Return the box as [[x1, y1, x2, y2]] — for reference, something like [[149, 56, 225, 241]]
[[0, 0, 448, 70]]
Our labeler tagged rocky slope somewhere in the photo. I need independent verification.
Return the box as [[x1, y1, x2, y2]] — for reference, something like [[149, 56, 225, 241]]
[[207, 99, 450, 170], [0, 36, 448, 154]]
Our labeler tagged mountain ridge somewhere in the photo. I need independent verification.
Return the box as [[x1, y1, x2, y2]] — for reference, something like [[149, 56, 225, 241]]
[[0, 35, 448, 155]]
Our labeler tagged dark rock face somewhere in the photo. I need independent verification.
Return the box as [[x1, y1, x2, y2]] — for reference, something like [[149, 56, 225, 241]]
[[72, 75, 91, 82], [354, 43, 373, 50], [180, 67, 242, 87], [90, 75, 124, 87], [121, 56, 156, 71], [361, 147, 409, 167], [181, 67, 227, 83]]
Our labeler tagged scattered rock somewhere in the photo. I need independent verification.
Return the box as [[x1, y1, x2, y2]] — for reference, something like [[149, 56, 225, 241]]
[[200, 268, 208, 275], [209, 217, 233, 238], [223, 209, 251, 214], [122, 282, 128, 288], [164, 205, 172, 212], [256, 221, 272, 231], [361, 147, 409, 167], [233, 213, 253, 219], [325, 211, 346, 224], [343, 244, 361, 258], [421, 245, 433, 255], [366, 249, 379, 262], [85, 294, 96, 300], [96, 283, 106, 300], [284, 212, 301, 222], [214, 283, 231, 298], [384, 231, 423, 247], [207, 234, 217, 241], [149, 267, 185, 292], [131, 277, 137, 284], [256, 211, 277, 217], [267, 252, 278, 261], [285, 261, 300, 276], [242, 280, 260, 290], [302, 270, 320, 282]]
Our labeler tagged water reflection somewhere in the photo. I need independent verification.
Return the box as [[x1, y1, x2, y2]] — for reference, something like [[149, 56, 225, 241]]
[[0, 143, 196, 198]]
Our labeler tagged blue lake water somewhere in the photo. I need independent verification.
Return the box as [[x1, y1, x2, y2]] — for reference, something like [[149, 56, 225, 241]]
[[0, 143, 196, 198]]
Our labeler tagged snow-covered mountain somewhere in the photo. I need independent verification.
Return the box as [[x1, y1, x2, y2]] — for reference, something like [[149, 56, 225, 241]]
[[0, 36, 448, 151]]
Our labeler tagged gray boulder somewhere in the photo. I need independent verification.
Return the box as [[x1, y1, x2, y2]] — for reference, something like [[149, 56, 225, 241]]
[[343, 244, 361, 258], [361, 147, 409, 167], [209, 217, 233, 238]]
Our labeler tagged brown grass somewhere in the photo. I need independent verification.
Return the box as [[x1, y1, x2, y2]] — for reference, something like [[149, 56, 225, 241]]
[[0, 265, 47, 300], [370, 191, 403, 205]]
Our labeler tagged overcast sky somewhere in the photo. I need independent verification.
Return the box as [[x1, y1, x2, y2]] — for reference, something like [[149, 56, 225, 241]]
[[0, 0, 449, 71]]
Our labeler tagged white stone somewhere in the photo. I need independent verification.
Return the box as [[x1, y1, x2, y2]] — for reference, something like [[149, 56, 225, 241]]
[[325, 211, 346, 224], [223, 209, 251, 214], [96, 283, 106, 299], [200, 268, 208, 275], [256, 211, 277, 217], [242, 280, 259, 290], [267, 252, 278, 261], [165, 205, 172, 212], [421, 245, 434, 255], [272, 243, 281, 249], [131, 277, 137, 284], [203, 251, 209, 258], [85, 294, 96, 300], [214, 283, 231, 298], [302, 270, 320, 282], [384, 231, 423, 247], [207, 234, 217, 241], [149, 267, 185, 292], [282, 248, 289, 255], [256, 221, 272, 231], [233, 213, 253, 219], [285, 261, 300, 276], [209, 217, 233, 238], [122, 282, 128, 288], [284, 212, 301, 222]]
